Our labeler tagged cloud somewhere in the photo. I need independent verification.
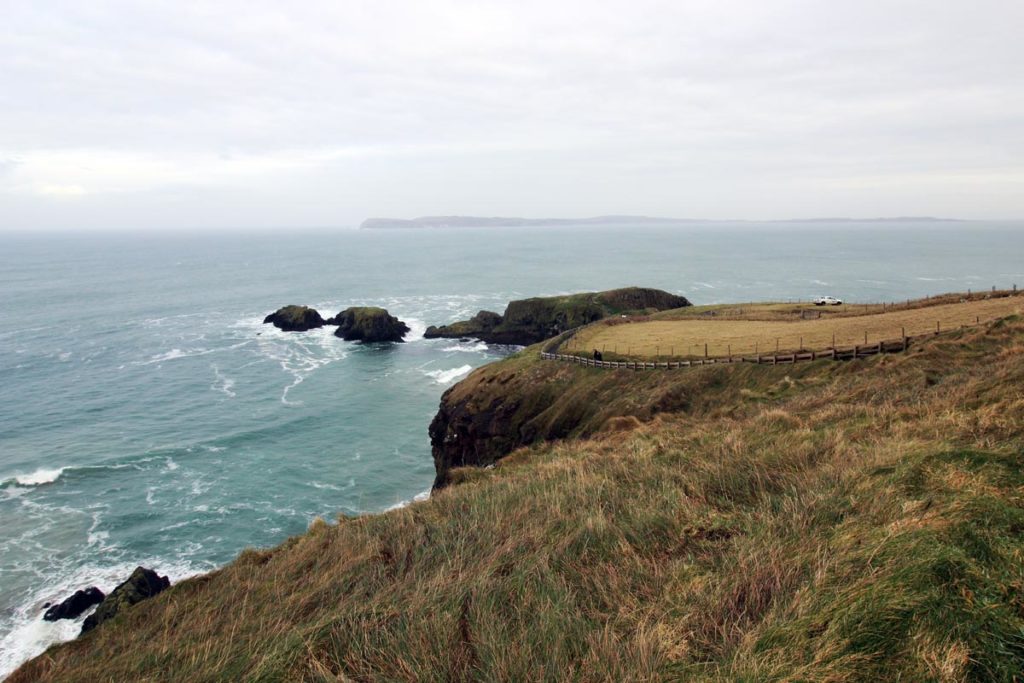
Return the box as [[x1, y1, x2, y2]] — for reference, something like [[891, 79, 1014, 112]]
[[1, 0, 1023, 228]]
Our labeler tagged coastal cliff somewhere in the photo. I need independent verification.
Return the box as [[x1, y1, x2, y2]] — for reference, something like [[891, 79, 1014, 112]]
[[428, 344, 734, 488], [12, 318, 1024, 681], [424, 287, 691, 346]]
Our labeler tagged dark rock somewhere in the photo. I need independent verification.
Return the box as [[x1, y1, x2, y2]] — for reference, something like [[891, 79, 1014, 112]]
[[263, 305, 325, 332], [81, 567, 170, 635], [330, 307, 410, 343], [43, 587, 104, 621], [425, 310, 503, 340], [425, 288, 690, 346]]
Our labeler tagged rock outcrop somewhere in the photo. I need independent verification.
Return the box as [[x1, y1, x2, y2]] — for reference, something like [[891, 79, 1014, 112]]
[[263, 305, 326, 332], [81, 567, 170, 634], [330, 307, 410, 343], [43, 587, 105, 621], [429, 344, 720, 489], [424, 310, 502, 340], [424, 287, 690, 346]]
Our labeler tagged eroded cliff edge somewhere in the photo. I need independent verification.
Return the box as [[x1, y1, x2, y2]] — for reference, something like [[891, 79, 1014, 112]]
[[428, 344, 762, 488]]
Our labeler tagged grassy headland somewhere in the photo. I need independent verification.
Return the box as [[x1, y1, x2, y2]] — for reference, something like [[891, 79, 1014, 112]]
[[568, 292, 1023, 359], [12, 315, 1024, 681]]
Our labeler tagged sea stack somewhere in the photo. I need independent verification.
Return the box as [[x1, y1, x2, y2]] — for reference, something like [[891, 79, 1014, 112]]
[[263, 305, 326, 332], [329, 307, 410, 343]]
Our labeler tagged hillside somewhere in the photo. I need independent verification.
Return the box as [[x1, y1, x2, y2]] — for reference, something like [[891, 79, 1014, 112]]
[[12, 317, 1024, 681]]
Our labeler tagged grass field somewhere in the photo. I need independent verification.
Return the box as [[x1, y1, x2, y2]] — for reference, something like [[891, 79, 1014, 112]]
[[567, 294, 1024, 359]]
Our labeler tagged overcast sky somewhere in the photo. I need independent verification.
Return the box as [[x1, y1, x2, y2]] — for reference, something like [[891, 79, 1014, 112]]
[[1, 0, 1022, 230]]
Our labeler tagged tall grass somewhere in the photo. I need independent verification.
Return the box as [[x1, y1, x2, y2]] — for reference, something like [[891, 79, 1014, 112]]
[[12, 319, 1024, 682]]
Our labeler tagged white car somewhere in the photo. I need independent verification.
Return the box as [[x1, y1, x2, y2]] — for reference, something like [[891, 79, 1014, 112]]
[[814, 295, 843, 306]]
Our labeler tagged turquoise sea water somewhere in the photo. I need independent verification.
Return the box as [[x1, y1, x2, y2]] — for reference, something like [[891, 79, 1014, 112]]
[[1, 221, 1023, 675]]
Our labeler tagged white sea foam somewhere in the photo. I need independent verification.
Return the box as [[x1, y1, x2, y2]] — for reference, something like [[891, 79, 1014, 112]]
[[0, 558, 209, 679], [311, 481, 344, 491], [9, 468, 66, 487], [403, 317, 427, 341], [210, 364, 236, 398], [250, 324, 350, 405], [444, 342, 489, 354], [424, 365, 473, 385], [384, 489, 431, 512]]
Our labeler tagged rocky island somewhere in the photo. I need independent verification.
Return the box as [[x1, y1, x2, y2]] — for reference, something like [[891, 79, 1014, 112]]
[[329, 306, 411, 343], [262, 305, 326, 331], [424, 286, 690, 346], [263, 304, 410, 342]]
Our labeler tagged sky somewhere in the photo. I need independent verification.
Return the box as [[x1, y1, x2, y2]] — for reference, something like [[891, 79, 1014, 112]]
[[1, 0, 1022, 230]]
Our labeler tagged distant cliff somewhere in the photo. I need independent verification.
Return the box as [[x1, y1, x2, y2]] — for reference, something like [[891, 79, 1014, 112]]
[[359, 215, 709, 229], [360, 215, 960, 229], [424, 287, 690, 346]]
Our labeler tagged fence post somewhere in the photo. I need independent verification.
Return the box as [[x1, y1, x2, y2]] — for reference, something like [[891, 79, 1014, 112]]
[[936, 321, 940, 334], [864, 331, 868, 344], [902, 326, 906, 351], [728, 344, 732, 361], [704, 343, 708, 358]]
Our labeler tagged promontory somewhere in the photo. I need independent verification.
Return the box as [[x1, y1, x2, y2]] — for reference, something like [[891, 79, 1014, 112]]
[[424, 286, 690, 346]]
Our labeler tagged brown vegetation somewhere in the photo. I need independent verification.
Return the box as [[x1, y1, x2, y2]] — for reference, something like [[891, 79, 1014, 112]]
[[570, 292, 1023, 358], [12, 316, 1024, 681]]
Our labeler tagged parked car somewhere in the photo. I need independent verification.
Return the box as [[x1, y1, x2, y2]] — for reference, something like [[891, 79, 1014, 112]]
[[814, 295, 843, 306]]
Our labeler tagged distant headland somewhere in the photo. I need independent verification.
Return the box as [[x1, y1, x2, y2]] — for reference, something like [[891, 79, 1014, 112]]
[[359, 215, 961, 229]]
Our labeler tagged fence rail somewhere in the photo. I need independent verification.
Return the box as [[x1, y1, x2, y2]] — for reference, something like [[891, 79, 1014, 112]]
[[541, 330, 943, 371]]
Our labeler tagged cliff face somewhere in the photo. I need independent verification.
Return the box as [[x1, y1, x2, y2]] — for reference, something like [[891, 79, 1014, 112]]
[[424, 287, 691, 346], [428, 345, 768, 488]]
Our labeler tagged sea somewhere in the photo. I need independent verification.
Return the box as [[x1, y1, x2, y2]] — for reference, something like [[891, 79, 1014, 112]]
[[2, 220, 1023, 676]]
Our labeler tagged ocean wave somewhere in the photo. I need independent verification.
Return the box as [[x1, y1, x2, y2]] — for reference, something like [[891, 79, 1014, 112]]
[[4, 467, 67, 487], [310, 481, 346, 491], [424, 365, 473, 385], [384, 489, 431, 512], [0, 557, 211, 679], [441, 341, 489, 354]]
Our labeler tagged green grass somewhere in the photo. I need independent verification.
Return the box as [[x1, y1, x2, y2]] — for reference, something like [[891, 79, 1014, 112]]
[[12, 320, 1024, 682]]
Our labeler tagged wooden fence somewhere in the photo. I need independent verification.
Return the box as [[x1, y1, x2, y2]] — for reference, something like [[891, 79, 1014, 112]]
[[542, 330, 934, 371]]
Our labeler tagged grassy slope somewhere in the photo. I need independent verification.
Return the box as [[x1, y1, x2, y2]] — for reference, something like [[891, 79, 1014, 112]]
[[13, 318, 1024, 682]]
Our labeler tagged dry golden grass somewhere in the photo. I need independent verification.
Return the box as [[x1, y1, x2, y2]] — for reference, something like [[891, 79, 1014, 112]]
[[569, 294, 1024, 358], [11, 318, 1024, 682]]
